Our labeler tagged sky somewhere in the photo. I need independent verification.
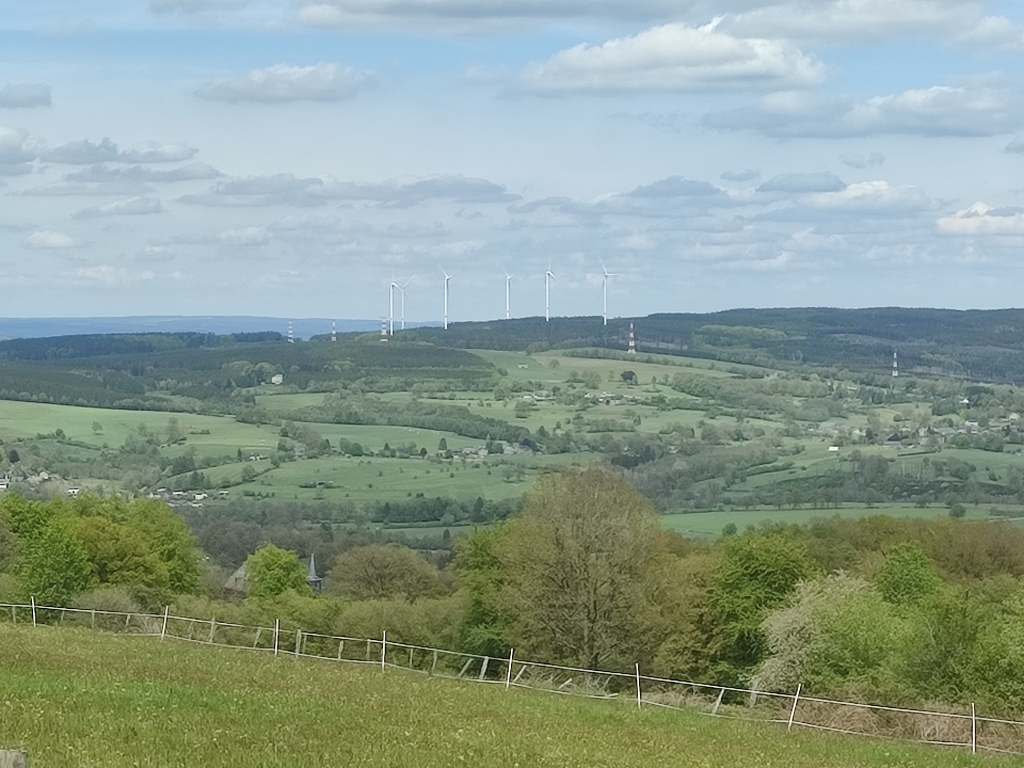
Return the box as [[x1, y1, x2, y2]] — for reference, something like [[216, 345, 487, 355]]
[[1, 0, 1024, 324]]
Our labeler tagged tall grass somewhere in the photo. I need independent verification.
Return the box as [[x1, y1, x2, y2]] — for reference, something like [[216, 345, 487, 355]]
[[0, 624, 995, 767]]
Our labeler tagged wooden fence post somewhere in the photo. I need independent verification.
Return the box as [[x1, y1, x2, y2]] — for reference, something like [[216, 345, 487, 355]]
[[273, 620, 280, 657], [971, 703, 977, 755], [381, 630, 387, 670], [635, 663, 642, 709], [30, 597, 36, 627], [160, 607, 169, 641], [788, 684, 802, 732], [712, 687, 726, 715], [505, 649, 514, 690]]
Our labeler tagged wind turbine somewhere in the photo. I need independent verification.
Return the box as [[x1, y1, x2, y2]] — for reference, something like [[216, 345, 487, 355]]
[[504, 270, 514, 320], [544, 263, 555, 322], [398, 277, 413, 331], [440, 268, 453, 330], [388, 275, 398, 336], [600, 259, 617, 326]]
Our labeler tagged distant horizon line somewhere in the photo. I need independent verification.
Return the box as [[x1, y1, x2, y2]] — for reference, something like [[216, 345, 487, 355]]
[[3, 305, 1024, 322]]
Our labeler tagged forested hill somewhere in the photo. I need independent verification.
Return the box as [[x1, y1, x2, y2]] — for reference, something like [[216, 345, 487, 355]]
[[404, 308, 1024, 383], [0, 333, 496, 411]]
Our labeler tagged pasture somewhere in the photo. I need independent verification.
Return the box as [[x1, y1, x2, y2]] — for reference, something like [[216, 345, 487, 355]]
[[661, 503, 996, 537], [0, 624, 994, 768]]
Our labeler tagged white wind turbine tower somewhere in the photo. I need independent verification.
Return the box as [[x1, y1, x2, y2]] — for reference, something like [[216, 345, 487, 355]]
[[440, 267, 453, 330], [398, 277, 413, 331], [388, 274, 399, 336], [504, 270, 514, 320], [600, 259, 617, 326], [544, 263, 555, 322]]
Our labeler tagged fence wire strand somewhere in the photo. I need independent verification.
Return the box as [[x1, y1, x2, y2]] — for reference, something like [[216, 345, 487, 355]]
[[2, 600, 1022, 756]]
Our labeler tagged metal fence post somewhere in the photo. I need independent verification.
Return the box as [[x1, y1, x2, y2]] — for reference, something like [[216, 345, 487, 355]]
[[160, 606, 169, 641], [273, 619, 280, 656], [381, 630, 387, 670], [30, 596, 36, 627], [505, 648, 514, 690]]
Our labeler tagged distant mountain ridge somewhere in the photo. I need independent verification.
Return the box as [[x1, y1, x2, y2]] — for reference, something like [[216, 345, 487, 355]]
[[406, 307, 1024, 383], [0, 317, 438, 340]]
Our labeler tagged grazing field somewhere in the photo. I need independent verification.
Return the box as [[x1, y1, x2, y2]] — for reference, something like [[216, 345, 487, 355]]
[[661, 503, 996, 537], [0, 399, 246, 448], [0, 624, 994, 768]]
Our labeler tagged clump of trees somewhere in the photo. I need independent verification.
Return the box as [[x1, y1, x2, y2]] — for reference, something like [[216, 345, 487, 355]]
[[14, 468, 1024, 718], [0, 493, 200, 607]]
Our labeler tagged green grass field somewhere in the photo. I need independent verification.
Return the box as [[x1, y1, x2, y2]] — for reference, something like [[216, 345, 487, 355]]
[[0, 624, 995, 768], [661, 503, 995, 537]]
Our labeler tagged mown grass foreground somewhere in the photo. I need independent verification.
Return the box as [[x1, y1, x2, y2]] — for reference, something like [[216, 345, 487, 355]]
[[0, 625, 998, 768]]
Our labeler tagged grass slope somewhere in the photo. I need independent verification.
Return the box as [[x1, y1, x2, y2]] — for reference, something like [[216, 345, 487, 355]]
[[0, 624, 994, 767]]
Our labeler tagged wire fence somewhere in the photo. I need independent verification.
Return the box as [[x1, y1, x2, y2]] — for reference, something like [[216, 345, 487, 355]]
[[2, 599, 1022, 756]]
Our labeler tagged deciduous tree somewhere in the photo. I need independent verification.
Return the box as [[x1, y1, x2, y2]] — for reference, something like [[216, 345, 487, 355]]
[[500, 467, 666, 671]]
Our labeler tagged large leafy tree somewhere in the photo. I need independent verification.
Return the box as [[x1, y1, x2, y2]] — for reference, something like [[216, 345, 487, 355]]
[[328, 544, 445, 600], [0, 493, 200, 604], [246, 544, 311, 599], [19, 518, 96, 607], [499, 467, 667, 671], [711, 532, 813, 681]]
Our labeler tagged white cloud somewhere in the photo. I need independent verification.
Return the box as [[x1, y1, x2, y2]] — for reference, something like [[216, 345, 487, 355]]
[[135, 246, 176, 262], [938, 202, 1024, 235], [0, 126, 42, 173], [149, 0, 249, 13], [758, 172, 845, 193], [180, 172, 520, 207], [808, 180, 934, 215], [180, 173, 326, 206], [217, 226, 271, 245], [298, 0, 684, 28], [43, 138, 199, 164], [703, 84, 1024, 138], [73, 197, 166, 218], [841, 151, 885, 168], [195, 64, 375, 103], [22, 181, 156, 196], [119, 141, 199, 163], [0, 83, 51, 108], [1005, 135, 1024, 154], [719, 0, 1024, 48], [42, 138, 119, 164], [24, 230, 86, 249], [66, 162, 221, 183], [721, 169, 760, 182], [518, 21, 824, 93], [65, 265, 154, 288]]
